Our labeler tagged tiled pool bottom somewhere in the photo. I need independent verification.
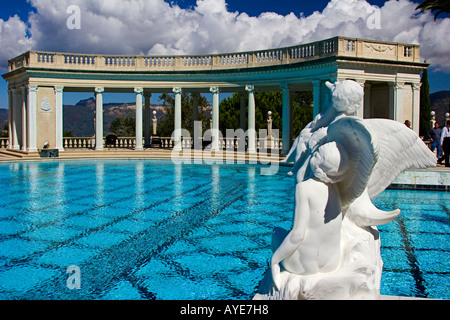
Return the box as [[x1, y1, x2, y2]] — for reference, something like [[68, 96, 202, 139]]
[[0, 160, 448, 300], [374, 189, 450, 299]]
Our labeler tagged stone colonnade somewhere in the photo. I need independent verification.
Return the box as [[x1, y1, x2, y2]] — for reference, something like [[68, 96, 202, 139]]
[[6, 78, 422, 155]]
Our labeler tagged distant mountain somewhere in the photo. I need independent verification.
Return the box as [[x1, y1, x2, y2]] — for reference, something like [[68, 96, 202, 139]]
[[430, 91, 450, 125], [0, 99, 170, 137], [64, 98, 169, 137]]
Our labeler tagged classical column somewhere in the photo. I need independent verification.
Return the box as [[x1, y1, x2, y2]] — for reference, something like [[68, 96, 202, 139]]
[[364, 83, 372, 119], [144, 92, 152, 147], [21, 87, 27, 151], [246, 85, 256, 153], [281, 83, 292, 155], [95, 87, 104, 151], [173, 87, 183, 151], [27, 85, 38, 152], [210, 87, 220, 152], [389, 82, 404, 122], [412, 82, 422, 135], [7, 89, 13, 149], [55, 86, 64, 151], [312, 80, 321, 118], [12, 89, 21, 150], [135, 87, 144, 151], [355, 80, 366, 118]]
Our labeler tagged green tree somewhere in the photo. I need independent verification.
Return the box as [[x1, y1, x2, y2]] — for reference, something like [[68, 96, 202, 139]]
[[218, 91, 313, 138], [420, 68, 432, 136], [157, 92, 210, 137], [1, 123, 8, 138], [110, 116, 136, 136], [416, 0, 450, 20], [291, 91, 314, 138]]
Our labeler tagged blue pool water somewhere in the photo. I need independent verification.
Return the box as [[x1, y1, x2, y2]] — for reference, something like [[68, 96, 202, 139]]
[[0, 160, 448, 300]]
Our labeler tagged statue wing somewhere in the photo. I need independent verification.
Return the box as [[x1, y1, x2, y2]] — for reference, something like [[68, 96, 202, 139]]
[[363, 119, 437, 199], [319, 117, 378, 208]]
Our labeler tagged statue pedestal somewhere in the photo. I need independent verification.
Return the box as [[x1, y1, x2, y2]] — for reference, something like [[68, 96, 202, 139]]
[[255, 217, 384, 300]]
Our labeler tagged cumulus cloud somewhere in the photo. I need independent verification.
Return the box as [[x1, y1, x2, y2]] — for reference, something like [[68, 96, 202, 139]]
[[1, 0, 449, 72], [0, 15, 35, 64]]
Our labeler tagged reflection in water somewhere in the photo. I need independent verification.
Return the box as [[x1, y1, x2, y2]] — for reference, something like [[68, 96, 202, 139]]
[[211, 165, 220, 209], [95, 162, 105, 207], [247, 166, 256, 205], [135, 161, 145, 209]]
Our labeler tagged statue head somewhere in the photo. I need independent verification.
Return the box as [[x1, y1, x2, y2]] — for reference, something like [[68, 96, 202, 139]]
[[326, 80, 363, 115]]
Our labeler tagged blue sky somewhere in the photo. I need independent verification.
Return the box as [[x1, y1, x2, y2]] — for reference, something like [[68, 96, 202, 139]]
[[0, 0, 393, 21], [0, 0, 448, 108]]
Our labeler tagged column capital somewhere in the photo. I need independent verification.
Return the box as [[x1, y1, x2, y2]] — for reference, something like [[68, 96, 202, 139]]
[[245, 85, 255, 93], [412, 82, 422, 91], [134, 87, 144, 94], [54, 86, 64, 93], [311, 80, 322, 89], [210, 86, 220, 94], [95, 87, 105, 94], [355, 79, 366, 87], [280, 83, 291, 91], [28, 85, 38, 93], [389, 82, 404, 90], [173, 87, 182, 95], [144, 91, 152, 98]]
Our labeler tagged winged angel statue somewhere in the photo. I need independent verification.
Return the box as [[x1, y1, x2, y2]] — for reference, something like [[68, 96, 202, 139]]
[[255, 80, 436, 300]]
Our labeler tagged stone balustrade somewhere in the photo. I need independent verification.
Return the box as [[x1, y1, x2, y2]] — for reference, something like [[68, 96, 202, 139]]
[[0, 138, 9, 149], [62, 136, 282, 151], [8, 37, 421, 73]]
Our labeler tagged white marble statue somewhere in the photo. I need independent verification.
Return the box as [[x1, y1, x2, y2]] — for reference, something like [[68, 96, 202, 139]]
[[255, 80, 436, 300]]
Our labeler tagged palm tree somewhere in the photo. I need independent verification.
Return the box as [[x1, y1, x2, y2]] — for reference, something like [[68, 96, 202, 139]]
[[416, 0, 450, 20]]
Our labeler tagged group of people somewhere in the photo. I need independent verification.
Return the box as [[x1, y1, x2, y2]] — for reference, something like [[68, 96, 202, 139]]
[[428, 119, 450, 167]]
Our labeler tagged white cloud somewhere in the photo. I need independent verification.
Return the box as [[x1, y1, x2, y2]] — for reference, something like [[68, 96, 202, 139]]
[[1, 0, 449, 72], [0, 15, 35, 65]]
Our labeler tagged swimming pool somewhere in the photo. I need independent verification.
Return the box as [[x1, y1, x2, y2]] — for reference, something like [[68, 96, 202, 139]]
[[0, 160, 448, 300]]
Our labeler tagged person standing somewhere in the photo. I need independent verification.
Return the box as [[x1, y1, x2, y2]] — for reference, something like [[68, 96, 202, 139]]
[[428, 122, 442, 162], [441, 120, 450, 167]]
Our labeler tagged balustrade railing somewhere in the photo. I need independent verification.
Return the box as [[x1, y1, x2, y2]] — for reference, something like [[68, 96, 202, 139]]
[[0, 138, 9, 149], [105, 56, 136, 67], [63, 137, 95, 149], [37, 53, 54, 64], [62, 136, 282, 151], [8, 37, 421, 73], [64, 55, 96, 65], [145, 57, 174, 67]]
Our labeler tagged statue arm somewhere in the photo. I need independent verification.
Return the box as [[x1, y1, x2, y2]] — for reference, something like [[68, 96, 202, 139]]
[[271, 183, 310, 289]]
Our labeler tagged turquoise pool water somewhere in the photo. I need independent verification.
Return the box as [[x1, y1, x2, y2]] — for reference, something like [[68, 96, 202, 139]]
[[0, 160, 448, 300]]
